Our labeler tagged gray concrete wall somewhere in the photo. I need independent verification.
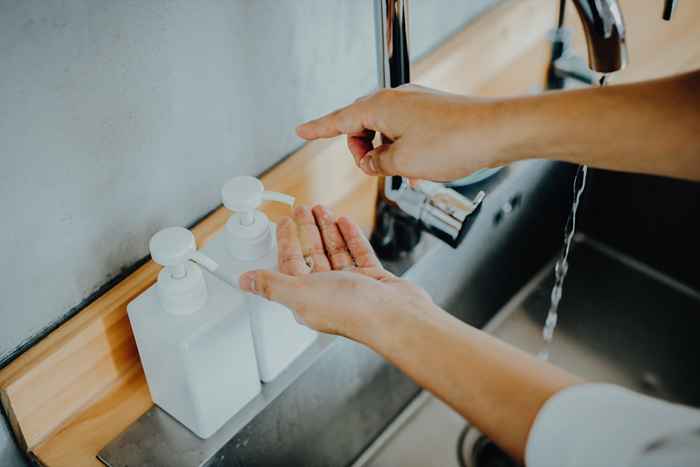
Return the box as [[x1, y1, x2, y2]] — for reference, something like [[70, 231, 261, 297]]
[[0, 413, 25, 467], [0, 1, 496, 462]]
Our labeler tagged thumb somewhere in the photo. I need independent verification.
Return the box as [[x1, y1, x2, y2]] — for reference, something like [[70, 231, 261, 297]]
[[362, 143, 399, 176], [239, 270, 299, 306]]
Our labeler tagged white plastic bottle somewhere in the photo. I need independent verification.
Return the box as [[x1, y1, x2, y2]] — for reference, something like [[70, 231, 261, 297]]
[[203, 176, 317, 382], [128, 227, 261, 439]]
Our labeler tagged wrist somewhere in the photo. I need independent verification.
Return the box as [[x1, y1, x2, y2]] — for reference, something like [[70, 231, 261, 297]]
[[353, 298, 442, 353], [448, 98, 534, 174], [488, 96, 547, 166]]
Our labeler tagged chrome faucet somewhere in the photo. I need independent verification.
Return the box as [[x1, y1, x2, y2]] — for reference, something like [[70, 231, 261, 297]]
[[571, 0, 628, 73], [370, 0, 485, 258], [371, 0, 678, 258], [551, 0, 678, 89], [549, 0, 628, 89]]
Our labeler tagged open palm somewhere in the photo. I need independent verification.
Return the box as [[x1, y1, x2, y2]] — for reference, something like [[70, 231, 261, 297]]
[[239, 205, 431, 339]]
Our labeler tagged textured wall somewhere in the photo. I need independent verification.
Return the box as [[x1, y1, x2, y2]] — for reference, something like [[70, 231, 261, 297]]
[[0, 0, 495, 462], [0, 0, 495, 363], [0, 413, 25, 467]]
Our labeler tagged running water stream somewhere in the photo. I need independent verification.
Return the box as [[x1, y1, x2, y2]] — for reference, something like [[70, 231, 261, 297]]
[[538, 75, 608, 360]]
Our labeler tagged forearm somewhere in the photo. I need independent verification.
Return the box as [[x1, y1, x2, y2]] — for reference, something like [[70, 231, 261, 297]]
[[360, 302, 580, 463], [489, 70, 700, 180]]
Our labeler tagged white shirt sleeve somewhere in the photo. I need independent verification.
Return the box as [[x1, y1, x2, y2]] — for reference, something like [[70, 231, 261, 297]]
[[525, 383, 700, 467]]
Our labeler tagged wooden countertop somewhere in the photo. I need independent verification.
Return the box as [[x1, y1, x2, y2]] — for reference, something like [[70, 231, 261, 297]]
[[1, 1, 699, 465]]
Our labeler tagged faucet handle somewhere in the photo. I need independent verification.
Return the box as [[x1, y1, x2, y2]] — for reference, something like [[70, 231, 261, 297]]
[[389, 178, 485, 249]]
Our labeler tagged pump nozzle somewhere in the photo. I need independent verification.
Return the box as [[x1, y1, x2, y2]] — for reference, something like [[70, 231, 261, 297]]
[[149, 227, 221, 314], [150, 227, 219, 277], [221, 176, 295, 218], [262, 190, 295, 206]]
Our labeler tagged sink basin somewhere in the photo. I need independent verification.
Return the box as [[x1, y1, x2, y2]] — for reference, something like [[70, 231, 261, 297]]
[[353, 236, 700, 467]]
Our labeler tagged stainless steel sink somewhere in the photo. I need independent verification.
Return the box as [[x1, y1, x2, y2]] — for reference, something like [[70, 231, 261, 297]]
[[353, 236, 700, 467]]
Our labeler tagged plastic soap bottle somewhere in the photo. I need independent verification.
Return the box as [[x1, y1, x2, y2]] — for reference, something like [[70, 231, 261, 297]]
[[128, 227, 261, 438], [203, 176, 317, 382]]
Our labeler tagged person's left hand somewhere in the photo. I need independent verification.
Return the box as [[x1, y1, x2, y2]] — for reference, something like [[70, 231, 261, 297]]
[[239, 205, 432, 342]]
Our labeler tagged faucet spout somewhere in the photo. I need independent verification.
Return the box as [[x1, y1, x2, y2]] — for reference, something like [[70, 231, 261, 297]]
[[571, 0, 628, 73]]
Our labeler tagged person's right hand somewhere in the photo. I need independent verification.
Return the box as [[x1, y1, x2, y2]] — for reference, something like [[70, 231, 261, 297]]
[[296, 84, 508, 182], [238, 205, 434, 343]]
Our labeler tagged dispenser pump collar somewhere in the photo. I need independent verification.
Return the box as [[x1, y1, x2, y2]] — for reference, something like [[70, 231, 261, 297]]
[[221, 176, 295, 213]]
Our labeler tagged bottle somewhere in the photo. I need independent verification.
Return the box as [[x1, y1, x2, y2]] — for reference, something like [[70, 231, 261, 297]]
[[203, 176, 317, 382], [128, 227, 261, 439]]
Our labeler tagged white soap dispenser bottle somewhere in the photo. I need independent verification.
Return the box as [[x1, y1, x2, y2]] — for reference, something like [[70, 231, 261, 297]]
[[203, 176, 317, 382], [128, 227, 261, 438]]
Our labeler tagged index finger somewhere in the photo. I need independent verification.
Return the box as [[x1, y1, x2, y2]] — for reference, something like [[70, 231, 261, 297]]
[[296, 97, 372, 140]]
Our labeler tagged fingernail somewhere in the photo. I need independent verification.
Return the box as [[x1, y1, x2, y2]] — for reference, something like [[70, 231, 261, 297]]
[[312, 205, 330, 224], [293, 205, 309, 219], [239, 272, 257, 293], [337, 216, 354, 230], [296, 122, 314, 139], [314, 204, 327, 215], [359, 157, 369, 172], [367, 156, 378, 173]]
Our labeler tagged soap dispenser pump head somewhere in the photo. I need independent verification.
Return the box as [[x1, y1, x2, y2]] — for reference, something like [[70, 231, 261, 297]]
[[221, 176, 295, 224], [149, 227, 219, 278], [149, 227, 218, 315], [221, 176, 295, 261]]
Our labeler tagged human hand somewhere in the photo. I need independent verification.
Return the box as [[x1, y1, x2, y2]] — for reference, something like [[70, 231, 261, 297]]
[[296, 84, 510, 182], [238, 205, 432, 342], [239, 211, 581, 466]]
